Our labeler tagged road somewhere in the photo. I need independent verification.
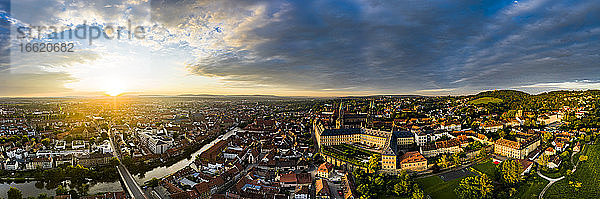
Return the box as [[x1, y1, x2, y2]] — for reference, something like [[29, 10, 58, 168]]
[[117, 164, 148, 199], [109, 126, 149, 199], [537, 170, 564, 199], [537, 147, 584, 199]]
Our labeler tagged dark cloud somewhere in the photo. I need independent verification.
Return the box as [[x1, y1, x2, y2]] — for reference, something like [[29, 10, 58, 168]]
[[183, 0, 600, 94], [2, 0, 600, 96]]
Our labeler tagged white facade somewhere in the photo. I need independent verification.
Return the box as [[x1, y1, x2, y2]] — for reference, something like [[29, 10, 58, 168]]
[[95, 140, 113, 154], [137, 128, 174, 154], [414, 131, 450, 146]]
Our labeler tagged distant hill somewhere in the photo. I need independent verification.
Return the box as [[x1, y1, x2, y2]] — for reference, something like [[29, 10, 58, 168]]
[[468, 97, 504, 105], [474, 90, 531, 99], [341, 95, 424, 99]]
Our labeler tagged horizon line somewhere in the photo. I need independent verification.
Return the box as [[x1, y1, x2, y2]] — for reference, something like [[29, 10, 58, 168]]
[[1, 88, 599, 98]]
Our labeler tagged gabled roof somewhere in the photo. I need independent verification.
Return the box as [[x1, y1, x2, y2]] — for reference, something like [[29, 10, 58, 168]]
[[318, 162, 334, 173], [399, 151, 427, 164], [320, 128, 362, 136]]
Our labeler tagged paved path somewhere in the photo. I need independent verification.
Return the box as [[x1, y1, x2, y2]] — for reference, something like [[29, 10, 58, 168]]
[[570, 151, 580, 173], [537, 170, 565, 199], [537, 145, 586, 199]]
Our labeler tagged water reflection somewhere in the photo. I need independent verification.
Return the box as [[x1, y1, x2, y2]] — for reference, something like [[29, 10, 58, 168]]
[[0, 127, 239, 197]]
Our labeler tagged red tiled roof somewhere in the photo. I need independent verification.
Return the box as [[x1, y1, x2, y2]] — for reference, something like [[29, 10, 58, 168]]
[[318, 162, 334, 173], [399, 151, 427, 164]]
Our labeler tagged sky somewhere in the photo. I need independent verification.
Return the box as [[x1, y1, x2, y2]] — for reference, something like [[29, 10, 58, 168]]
[[1, 0, 600, 97]]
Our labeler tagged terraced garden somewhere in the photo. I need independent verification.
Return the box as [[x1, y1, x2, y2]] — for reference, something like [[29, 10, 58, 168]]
[[321, 144, 375, 167]]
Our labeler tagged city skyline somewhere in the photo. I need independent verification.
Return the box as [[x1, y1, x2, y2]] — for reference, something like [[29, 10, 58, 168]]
[[1, 0, 600, 97]]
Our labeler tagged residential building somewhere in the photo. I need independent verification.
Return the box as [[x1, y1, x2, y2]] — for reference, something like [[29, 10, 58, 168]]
[[317, 162, 334, 179], [316, 179, 331, 199], [76, 153, 113, 167], [494, 135, 541, 159], [26, 157, 53, 170], [395, 131, 415, 149], [399, 151, 427, 172], [295, 185, 309, 199]]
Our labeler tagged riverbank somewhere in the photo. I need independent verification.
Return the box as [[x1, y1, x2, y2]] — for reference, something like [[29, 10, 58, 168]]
[[0, 126, 241, 198]]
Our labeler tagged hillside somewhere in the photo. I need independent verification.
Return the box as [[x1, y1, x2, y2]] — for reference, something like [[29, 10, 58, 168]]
[[468, 97, 503, 105]]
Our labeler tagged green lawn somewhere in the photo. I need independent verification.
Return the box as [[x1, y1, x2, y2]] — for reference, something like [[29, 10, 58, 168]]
[[468, 97, 503, 105], [418, 159, 546, 199], [515, 175, 548, 199], [545, 144, 600, 198], [472, 159, 497, 178], [416, 174, 475, 199]]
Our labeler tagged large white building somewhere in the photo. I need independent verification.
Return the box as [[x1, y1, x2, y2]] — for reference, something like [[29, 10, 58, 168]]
[[413, 130, 450, 146], [94, 140, 114, 154], [136, 127, 174, 154]]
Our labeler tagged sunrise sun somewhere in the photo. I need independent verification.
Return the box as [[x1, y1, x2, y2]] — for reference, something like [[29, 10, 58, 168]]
[[102, 77, 128, 96]]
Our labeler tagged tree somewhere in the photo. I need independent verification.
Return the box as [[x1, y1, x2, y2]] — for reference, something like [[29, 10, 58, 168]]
[[559, 151, 569, 159], [499, 130, 507, 138], [35, 181, 45, 189], [412, 184, 424, 199], [542, 131, 553, 143], [353, 169, 367, 184], [478, 148, 488, 159], [585, 135, 591, 143], [394, 179, 411, 196], [438, 154, 450, 168], [41, 138, 52, 148], [367, 154, 381, 174], [146, 177, 160, 188], [539, 154, 549, 167], [499, 159, 523, 185], [7, 187, 22, 199], [358, 183, 372, 195], [452, 153, 461, 166], [373, 176, 384, 187], [56, 185, 68, 195], [455, 174, 494, 199]]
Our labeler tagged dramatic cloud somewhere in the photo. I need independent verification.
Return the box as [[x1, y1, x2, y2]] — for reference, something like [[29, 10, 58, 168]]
[[1, 0, 600, 96], [179, 0, 600, 94]]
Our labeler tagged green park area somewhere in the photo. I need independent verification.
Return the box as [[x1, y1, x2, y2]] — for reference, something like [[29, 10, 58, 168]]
[[468, 97, 503, 105], [416, 159, 547, 199], [471, 159, 497, 177], [545, 143, 600, 198], [416, 174, 470, 199]]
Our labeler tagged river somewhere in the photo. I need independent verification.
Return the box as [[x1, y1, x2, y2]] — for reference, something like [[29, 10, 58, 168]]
[[0, 127, 240, 198]]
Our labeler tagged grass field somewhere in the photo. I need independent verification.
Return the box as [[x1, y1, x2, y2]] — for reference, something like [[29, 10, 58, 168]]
[[415, 160, 494, 199], [416, 173, 475, 199], [419, 159, 546, 199], [472, 159, 497, 178], [545, 144, 600, 198], [468, 97, 504, 105], [516, 175, 548, 199]]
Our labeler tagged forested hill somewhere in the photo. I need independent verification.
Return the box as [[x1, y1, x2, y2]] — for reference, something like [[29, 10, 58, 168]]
[[470, 89, 600, 111], [474, 90, 530, 99], [472, 90, 530, 110]]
